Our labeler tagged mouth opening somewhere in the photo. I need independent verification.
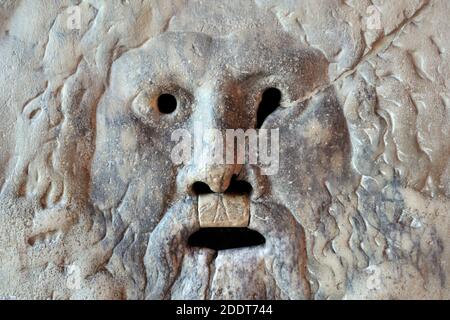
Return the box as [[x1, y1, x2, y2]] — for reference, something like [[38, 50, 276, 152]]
[[188, 228, 266, 251]]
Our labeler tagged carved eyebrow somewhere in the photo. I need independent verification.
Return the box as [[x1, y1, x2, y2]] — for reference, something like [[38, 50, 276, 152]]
[[236, 71, 270, 85], [142, 72, 192, 92], [229, 53, 303, 84]]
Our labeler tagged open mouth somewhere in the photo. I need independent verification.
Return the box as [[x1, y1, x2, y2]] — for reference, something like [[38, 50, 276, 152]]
[[144, 195, 310, 299], [188, 227, 266, 251], [188, 177, 266, 251]]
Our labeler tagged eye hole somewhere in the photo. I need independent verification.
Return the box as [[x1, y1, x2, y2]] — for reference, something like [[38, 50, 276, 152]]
[[256, 87, 282, 128], [157, 93, 177, 114]]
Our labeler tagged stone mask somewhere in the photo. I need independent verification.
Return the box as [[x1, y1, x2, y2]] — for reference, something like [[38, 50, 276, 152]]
[[91, 31, 353, 299], [0, 1, 447, 301]]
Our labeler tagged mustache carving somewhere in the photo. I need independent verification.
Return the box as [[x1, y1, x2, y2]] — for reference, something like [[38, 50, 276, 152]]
[[144, 198, 203, 299], [143, 197, 310, 300]]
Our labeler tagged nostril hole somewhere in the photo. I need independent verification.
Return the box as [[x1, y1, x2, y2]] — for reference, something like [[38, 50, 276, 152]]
[[256, 87, 282, 128], [225, 180, 252, 195], [157, 93, 177, 114], [192, 181, 213, 195]]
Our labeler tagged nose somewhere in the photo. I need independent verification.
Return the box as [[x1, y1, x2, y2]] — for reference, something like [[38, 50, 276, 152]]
[[191, 175, 253, 196], [189, 163, 241, 194], [185, 123, 241, 194], [183, 83, 247, 194], [190, 167, 236, 194], [180, 83, 266, 247], [181, 82, 257, 230]]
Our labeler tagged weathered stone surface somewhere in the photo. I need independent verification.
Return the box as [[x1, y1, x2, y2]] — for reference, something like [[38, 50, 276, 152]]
[[198, 194, 249, 228], [0, 0, 449, 300]]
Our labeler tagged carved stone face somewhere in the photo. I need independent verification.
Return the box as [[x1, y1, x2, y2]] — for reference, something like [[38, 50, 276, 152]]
[[91, 31, 353, 299], [1, 0, 449, 301]]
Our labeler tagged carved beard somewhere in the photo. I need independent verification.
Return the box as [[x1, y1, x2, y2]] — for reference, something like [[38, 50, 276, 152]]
[[143, 198, 310, 299]]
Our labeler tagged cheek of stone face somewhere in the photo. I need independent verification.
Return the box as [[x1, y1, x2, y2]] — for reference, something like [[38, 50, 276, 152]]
[[268, 89, 352, 221], [90, 104, 178, 231]]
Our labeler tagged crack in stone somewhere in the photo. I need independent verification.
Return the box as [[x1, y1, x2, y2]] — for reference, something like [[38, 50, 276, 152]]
[[287, 0, 432, 108], [205, 251, 218, 299]]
